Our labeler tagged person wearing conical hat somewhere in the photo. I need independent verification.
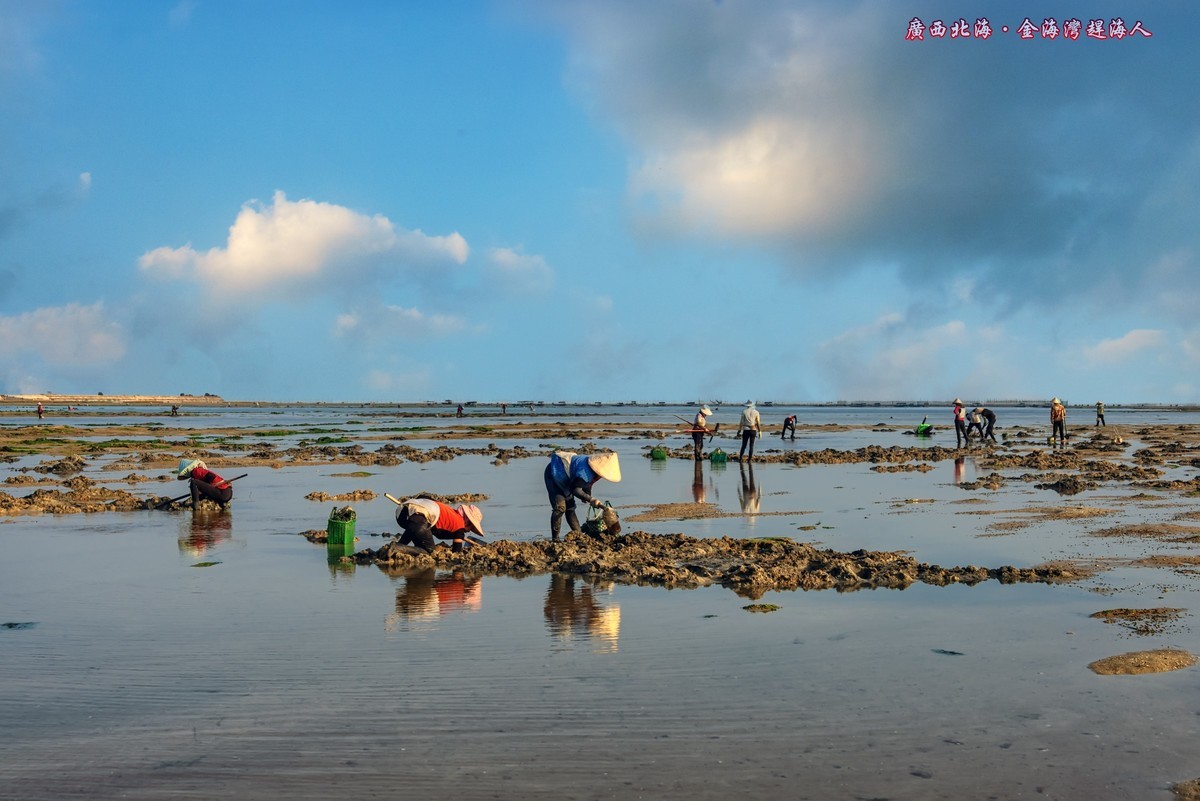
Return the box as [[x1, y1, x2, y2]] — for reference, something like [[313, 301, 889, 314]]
[[394, 497, 485, 554], [952, 399, 968, 448], [692, 405, 713, 462], [1050, 397, 1067, 447], [737, 401, 762, 462], [1095, 400, 1105, 427], [544, 451, 621, 541], [177, 458, 234, 508]]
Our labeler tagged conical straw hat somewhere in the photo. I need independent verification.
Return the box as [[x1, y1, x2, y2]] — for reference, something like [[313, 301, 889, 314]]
[[588, 452, 622, 483], [457, 504, 484, 536]]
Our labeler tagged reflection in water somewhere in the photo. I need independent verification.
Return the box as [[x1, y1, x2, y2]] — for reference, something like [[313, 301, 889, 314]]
[[692, 460, 706, 503], [177, 508, 233, 557], [386, 568, 482, 631], [326, 541, 357, 579], [738, 462, 761, 516], [954, 456, 965, 484], [543, 574, 620, 653]]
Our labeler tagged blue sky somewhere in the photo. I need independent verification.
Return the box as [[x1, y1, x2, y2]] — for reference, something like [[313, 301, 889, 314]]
[[1, 1, 1196, 404]]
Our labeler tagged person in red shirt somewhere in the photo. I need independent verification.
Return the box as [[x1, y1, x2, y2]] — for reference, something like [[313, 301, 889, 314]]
[[394, 497, 485, 553], [177, 459, 233, 507]]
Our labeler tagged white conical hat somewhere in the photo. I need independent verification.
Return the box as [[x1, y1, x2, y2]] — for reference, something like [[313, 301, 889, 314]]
[[699, 406, 713, 416], [457, 504, 484, 537], [1052, 397, 1062, 405], [177, 458, 204, 477], [953, 398, 963, 405], [588, 452, 622, 482]]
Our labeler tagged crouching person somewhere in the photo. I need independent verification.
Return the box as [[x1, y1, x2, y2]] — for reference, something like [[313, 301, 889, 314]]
[[395, 498, 484, 553], [543, 451, 621, 541], [177, 459, 233, 508]]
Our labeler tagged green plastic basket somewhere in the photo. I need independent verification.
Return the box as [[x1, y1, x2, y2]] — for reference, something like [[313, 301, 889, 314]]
[[650, 446, 668, 461], [709, 448, 728, 464], [326, 515, 356, 545]]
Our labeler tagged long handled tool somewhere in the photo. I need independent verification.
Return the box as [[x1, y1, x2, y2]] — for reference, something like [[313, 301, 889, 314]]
[[155, 473, 248, 509], [383, 493, 486, 546], [673, 415, 720, 442]]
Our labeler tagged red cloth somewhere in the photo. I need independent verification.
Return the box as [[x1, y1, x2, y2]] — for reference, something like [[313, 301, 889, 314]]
[[433, 501, 466, 534], [191, 466, 229, 488]]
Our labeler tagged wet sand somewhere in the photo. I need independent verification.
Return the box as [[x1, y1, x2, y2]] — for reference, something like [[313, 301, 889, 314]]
[[4, 409, 1200, 799]]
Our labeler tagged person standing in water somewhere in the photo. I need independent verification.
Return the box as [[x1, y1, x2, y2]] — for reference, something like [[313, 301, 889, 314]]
[[1096, 401, 1106, 427], [953, 399, 968, 448], [738, 401, 762, 462], [691, 405, 713, 462], [1051, 397, 1067, 447]]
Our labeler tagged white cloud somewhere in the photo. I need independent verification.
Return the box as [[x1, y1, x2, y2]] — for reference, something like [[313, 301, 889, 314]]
[[1083, 329, 1165, 365], [366, 367, 432, 394], [78, 172, 92, 194], [335, 305, 466, 339], [630, 115, 876, 238], [817, 314, 966, 399], [487, 247, 554, 292], [139, 191, 469, 294], [0, 303, 126, 366]]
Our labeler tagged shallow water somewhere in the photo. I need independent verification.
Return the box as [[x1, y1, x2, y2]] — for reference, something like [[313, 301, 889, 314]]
[[3, 408, 1200, 800]]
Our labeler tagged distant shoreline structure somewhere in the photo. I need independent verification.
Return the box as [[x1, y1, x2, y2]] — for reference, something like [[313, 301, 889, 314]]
[[1, 394, 1198, 411]]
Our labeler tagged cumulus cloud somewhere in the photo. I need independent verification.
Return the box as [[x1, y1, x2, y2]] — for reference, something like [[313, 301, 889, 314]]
[[139, 191, 469, 294], [535, 1, 1200, 308], [486, 246, 554, 292], [1083, 329, 1166, 365], [0, 303, 126, 366], [168, 0, 196, 27]]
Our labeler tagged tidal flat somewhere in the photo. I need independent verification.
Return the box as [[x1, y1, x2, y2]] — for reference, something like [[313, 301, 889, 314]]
[[3, 402, 1200, 800]]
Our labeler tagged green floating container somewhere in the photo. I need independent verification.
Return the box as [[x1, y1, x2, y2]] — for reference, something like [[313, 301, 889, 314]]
[[326, 508, 357, 545], [327, 540, 356, 560], [650, 446, 668, 461], [709, 448, 728, 464]]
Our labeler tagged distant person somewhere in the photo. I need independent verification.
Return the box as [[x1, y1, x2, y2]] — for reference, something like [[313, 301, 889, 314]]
[[170, 404, 180, 417], [965, 407, 985, 441], [501, 403, 507, 416], [456, 404, 465, 418], [177, 459, 234, 508], [692, 405, 713, 461], [976, 407, 998, 442], [1096, 401, 1106, 427], [36, 402, 44, 420], [544, 451, 621, 541], [738, 401, 762, 462], [1050, 397, 1067, 446], [781, 414, 797, 441], [953, 399, 968, 447], [394, 497, 484, 554]]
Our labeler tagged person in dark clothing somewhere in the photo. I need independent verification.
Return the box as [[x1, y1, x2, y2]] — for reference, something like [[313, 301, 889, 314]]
[[1050, 397, 1067, 447], [1096, 401, 1106, 427], [953, 399, 968, 448], [544, 451, 622, 541], [177, 459, 233, 507], [976, 407, 998, 442], [394, 497, 484, 553], [781, 414, 796, 440]]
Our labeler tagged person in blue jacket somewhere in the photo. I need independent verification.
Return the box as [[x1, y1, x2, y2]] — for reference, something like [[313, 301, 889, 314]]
[[544, 451, 621, 541]]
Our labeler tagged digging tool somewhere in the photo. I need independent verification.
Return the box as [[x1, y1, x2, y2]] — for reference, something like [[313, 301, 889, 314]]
[[383, 493, 486, 546], [674, 415, 720, 442], [154, 473, 248, 509]]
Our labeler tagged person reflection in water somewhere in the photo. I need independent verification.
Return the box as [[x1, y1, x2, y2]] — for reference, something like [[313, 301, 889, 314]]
[[391, 567, 482, 621], [954, 456, 966, 485], [178, 507, 233, 557], [543, 574, 620, 652], [738, 462, 761, 515], [692, 460, 707, 503]]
